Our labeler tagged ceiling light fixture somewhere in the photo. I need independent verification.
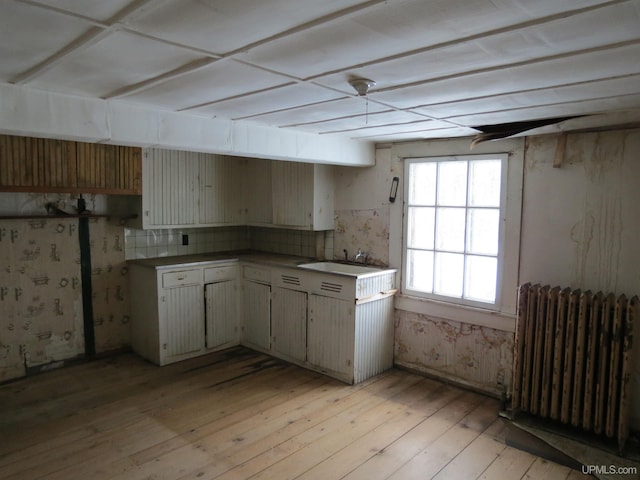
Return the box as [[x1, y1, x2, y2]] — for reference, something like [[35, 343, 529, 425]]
[[348, 78, 376, 96], [348, 78, 376, 124]]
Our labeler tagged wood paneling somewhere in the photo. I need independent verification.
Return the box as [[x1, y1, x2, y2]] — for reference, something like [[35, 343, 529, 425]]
[[0, 135, 141, 194]]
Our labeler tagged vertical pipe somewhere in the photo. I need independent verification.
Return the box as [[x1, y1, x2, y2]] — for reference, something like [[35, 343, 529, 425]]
[[78, 214, 95, 357]]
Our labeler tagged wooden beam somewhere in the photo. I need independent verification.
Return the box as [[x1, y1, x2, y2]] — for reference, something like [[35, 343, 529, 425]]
[[553, 133, 568, 168]]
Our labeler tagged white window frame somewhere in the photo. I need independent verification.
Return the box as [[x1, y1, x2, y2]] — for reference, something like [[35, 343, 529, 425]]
[[387, 138, 523, 332], [402, 153, 508, 310]]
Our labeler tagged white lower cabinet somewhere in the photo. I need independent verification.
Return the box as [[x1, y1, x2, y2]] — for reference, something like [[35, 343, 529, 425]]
[[204, 264, 240, 349], [130, 258, 395, 383], [130, 264, 206, 366], [307, 295, 355, 381], [130, 261, 239, 366], [271, 286, 307, 363], [162, 281, 205, 359], [241, 264, 272, 350], [242, 280, 271, 350], [205, 280, 238, 349]]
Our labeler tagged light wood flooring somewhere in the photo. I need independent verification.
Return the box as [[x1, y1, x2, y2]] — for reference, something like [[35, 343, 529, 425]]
[[0, 347, 589, 480]]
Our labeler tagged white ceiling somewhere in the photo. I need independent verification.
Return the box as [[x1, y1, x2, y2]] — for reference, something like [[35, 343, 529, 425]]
[[2, 0, 640, 143]]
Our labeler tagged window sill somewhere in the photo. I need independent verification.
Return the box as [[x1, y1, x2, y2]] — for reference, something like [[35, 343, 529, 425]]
[[395, 294, 516, 333]]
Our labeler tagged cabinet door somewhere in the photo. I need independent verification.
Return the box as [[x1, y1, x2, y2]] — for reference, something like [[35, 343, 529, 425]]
[[242, 281, 271, 349], [161, 284, 205, 358], [142, 149, 199, 228], [271, 161, 313, 227], [308, 294, 355, 378], [0, 134, 141, 194], [75, 142, 141, 194], [0, 135, 75, 190], [205, 280, 238, 348], [199, 154, 242, 225], [271, 287, 307, 362], [243, 157, 273, 225]]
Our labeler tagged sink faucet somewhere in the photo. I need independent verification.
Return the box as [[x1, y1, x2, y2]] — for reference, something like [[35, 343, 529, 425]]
[[353, 249, 368, 263]]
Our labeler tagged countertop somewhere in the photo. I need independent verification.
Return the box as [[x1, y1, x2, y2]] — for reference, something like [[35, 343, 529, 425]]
[[126, 250, 313, 270]]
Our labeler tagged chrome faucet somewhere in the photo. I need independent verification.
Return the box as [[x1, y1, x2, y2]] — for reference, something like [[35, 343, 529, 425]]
[[353, 248, 368, 263]]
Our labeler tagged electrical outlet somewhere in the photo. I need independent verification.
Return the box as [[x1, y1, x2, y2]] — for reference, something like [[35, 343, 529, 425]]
[[182, 234, 189, 246]]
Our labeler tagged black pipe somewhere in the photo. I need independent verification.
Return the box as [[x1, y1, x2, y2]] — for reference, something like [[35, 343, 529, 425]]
[[78, 213, 95, 357]]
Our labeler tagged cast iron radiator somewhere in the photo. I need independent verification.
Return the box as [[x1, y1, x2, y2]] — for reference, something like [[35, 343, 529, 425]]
[[512, 283, 637, 451]]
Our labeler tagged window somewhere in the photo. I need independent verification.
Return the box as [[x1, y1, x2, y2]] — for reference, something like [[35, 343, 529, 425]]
[[403, 154, 507, 308]]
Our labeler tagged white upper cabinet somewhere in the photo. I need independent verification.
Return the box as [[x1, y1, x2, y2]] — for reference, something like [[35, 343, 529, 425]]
[[271, 161, 334, 230], [243, 157, 273, 226], [124, 149, 334, 231], [129, 148, 242, 229], [143, 148, 200, 228], [199, 154, 243, 225]]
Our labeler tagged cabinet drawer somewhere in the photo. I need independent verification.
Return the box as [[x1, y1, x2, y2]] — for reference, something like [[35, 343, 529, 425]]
[[162, 269, 202, 288], [204, 265, 237, 283], [243, 265, 271, 284]]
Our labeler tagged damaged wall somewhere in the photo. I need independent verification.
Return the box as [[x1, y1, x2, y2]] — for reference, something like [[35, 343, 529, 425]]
[[333, 145, 397, 266], [395, 311, 514, 397], [519, 130, 640, 295], [334, 139, 521, 397], [0, 193, 130, 382], [336, 127, 640, 430], [519, 128, 640, 429]]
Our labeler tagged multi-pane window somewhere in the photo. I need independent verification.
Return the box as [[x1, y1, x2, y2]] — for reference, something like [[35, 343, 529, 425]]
[[403, 154, 506, 307]]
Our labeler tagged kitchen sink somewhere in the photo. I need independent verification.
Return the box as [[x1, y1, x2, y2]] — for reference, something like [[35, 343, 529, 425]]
[[297, 261, 392, 277]]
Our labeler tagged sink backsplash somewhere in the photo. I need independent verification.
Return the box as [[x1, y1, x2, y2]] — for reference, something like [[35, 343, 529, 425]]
[[124, 226, 333, 260]]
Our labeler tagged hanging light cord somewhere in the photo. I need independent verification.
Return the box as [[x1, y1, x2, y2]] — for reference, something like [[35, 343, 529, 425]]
[[365, 94, 369, 125]]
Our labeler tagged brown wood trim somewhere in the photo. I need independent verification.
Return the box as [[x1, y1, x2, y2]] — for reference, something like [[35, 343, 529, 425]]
[[0, 134, 142, 194]]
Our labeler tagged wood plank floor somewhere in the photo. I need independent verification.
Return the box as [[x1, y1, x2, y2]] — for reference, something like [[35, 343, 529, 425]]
[[0, 347, 588, 480]]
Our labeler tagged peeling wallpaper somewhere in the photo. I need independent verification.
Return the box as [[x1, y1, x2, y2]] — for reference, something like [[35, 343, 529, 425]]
[[333, 146, 517, 397], [394, 310, 513, 397], [520, 130, 640, 295], [89, 218, 131, 353], [334, 208, 389, 265], [0, 213, 130, 382], [0, 218, 83, 380], [338, 130, 640, 418], [520, 129, 640, 428]]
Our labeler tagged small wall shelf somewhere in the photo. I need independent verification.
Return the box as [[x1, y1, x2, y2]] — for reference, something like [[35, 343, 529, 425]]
[[0, 214, 138, 223]]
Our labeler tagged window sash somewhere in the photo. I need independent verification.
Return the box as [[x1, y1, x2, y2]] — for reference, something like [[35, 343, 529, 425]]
[[403, 154, 508, 309]]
